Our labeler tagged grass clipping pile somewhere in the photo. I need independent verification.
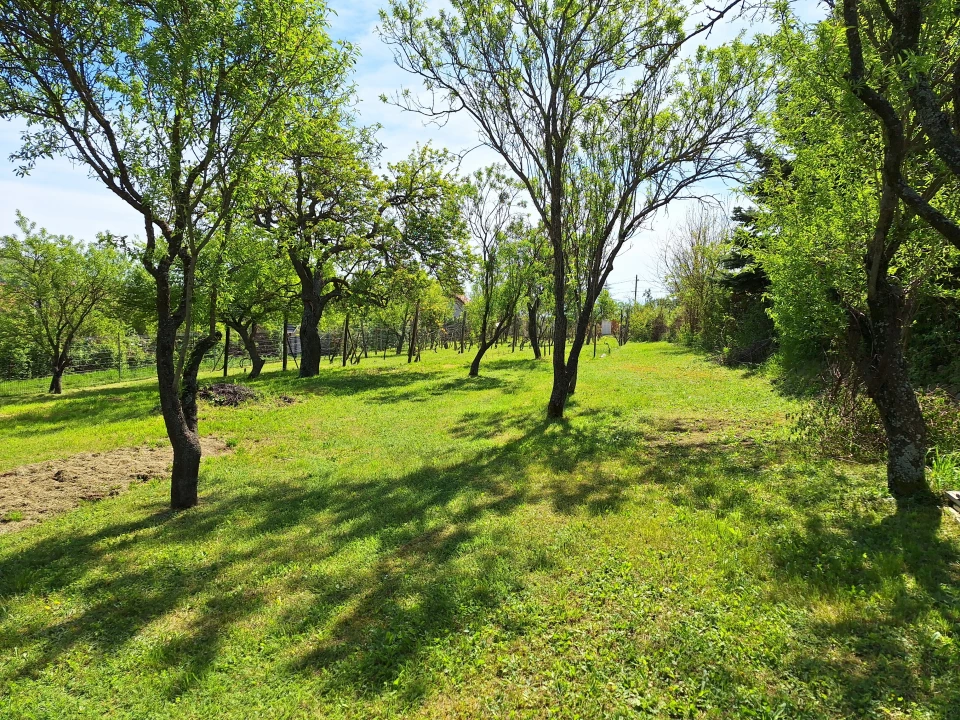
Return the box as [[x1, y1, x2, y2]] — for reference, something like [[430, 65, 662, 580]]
[[198, 382, 258, 407], [0, 438, 229, 534]]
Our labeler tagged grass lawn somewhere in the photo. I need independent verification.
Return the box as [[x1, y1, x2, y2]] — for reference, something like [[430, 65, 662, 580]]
[[0, 342, 957, 719]]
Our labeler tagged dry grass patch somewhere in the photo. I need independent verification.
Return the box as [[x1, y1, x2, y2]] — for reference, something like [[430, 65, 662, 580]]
[[0, 437, 229, 533]]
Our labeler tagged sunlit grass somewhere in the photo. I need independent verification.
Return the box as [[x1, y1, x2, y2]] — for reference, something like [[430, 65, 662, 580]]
[[0, 343, 957, 719]]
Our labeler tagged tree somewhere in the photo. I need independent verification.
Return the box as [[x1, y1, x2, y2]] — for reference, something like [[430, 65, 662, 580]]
[[381, 0, 771, 418], [256, 135, 470, 377], [754, 9, 959, 503], [463, 166, 529, 376], [659, 206, 730, 346], [218, 225, 297, 379], [839, 0, 960, 250], [0, 213, 123, 393], [0, 0, 353, 508], [254, 121, 381, 377]]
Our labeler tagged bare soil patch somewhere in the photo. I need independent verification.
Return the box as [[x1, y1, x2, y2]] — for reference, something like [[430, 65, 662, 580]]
[[198, 383, 257, 407], [0, 437, 229, 534]]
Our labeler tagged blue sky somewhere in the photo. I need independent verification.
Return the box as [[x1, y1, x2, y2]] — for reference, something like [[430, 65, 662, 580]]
[[0, 2, 825, 303]]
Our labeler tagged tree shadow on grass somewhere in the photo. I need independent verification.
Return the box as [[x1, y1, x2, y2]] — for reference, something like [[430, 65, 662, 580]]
[[473, 356, 547, 373], [0, 377, 161, 410], [0, 404, 647, 709], [247, 363, 521, 407], [0, 385, 161, 440], [244, 363, 449, 397], [634, 434, 960, 717], [769, 503, 959, 717], [456, 405, 960, 717], [2, 400, 957, 715]]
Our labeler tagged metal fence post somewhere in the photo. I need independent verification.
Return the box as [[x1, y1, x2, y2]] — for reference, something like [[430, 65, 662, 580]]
[[223, 326, 230, 378], [282, 311, 288, 371]]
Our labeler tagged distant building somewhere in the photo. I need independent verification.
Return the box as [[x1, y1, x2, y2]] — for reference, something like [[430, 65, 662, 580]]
[[451, 294, 468, 320], [285, 324, 301, 356]]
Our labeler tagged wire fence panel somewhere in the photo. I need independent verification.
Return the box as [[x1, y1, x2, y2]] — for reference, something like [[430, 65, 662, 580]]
[[0, 318, 559, 397], [0, 324, 458, 396], [0, 332, 271, 397]]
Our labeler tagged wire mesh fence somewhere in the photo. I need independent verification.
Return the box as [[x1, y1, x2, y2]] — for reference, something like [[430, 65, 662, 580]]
[[0, 323, 469, 397], [0, 335, 159, 397], [0, 316, 565, 397]]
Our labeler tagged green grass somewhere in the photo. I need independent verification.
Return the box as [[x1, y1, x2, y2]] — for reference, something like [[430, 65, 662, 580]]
[[0, 360, 288, 469], [0, 363, 162, 398], [0, 343, 957, 719]]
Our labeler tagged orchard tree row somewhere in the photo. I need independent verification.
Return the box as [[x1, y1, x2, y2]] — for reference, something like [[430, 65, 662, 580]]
[[4, 0, 957, 510]]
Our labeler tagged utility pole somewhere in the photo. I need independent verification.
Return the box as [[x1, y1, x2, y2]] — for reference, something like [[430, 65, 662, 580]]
[[634, 275, 639, 306]]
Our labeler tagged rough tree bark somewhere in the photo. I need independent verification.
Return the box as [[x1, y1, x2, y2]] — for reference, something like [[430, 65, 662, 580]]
[[546, 200, 569, 418], [847, 272, 934, 505], [48, 347, 70, 394], [155, 272, 222, 510], [298, 298, 323, 377], [227, 320, 266, 380], [407, 300, 420, 364], [528, 298, 541, 359], [288, 246, 344, 378]]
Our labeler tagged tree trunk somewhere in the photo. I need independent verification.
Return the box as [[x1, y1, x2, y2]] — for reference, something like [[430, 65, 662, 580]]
[[549, 297, 595, 415], [156, 318, 198, 509], [549, 312, 595, 416], [299, 301, 322, 378], [408, 300, 420, 364], [567, 362, 579, 395], [48, 346, 71, 394], [341, 313, 350, 368], [469, 341, 491, 377], [528, 299, 541, 359], [850, 273, 935, 505], [168, 328, 219, 508], [547, 309, 568, 419], [870, 362, 930, 503], [396, 317, 408, 355], [230, 321, 265, 380]]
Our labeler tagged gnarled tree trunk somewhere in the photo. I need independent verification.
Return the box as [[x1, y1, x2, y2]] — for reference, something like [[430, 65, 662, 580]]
[[547, 284, 596, 417], [48, 358, 67, 394], [528, 298, 541, 359], [228, 320, 266, 380], [298, 299, 323, 378], [156, 312, 221, 509], [48, 344, 72, 394], [849, 273, 934, 504]]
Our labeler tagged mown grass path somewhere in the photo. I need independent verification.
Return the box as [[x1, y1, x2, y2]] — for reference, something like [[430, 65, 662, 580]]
[[1, 343, 957, 718]]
